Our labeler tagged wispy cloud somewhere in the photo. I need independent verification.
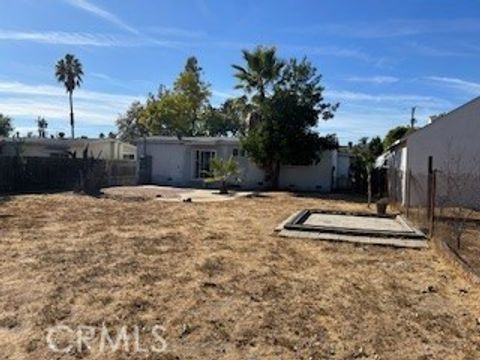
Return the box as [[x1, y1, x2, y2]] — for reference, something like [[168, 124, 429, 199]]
[[0, 80, 141, 127], [63, 0, 139, 34], [0, 30, 185, 48], [406, 42, 478, 58], [320, 88, 453, 143], [285, 18, 480, 38], [327, 89, 446, 107], [427, 76, 480, 95], [146, 26, 207, 39], [0, 30, 130, 46], [279, 44, 373, 62], [346, 76, 399, 84]]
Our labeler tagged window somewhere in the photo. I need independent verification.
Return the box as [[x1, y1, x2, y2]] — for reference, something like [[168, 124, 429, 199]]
[[123, 154, 135, 160], [240, 149, 246, 157], [195, 150, 216, 179], [232, 148, 239, 157]]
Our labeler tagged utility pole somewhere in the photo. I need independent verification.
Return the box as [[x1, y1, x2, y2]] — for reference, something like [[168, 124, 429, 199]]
[[410, 107, 417, 128]]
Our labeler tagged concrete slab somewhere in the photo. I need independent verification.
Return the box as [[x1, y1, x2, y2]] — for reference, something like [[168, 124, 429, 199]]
[[277, 209, 427, 249], [279, 229, 428, 249], [304, 213, 414, 233]]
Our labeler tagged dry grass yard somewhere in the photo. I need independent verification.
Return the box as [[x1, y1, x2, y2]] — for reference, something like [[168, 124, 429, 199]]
[[0, 192, 480, 359]]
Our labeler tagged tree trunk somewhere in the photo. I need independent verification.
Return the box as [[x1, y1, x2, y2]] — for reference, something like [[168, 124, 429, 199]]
[[220, 180, 228, 195], [271, 160, 281, 190], [69, 91, 75, 139]]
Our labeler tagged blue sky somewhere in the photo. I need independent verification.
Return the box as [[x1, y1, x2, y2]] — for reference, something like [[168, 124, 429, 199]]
[[0, 0, 479, 143]]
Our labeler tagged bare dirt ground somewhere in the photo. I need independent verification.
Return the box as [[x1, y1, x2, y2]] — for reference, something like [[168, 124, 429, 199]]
[[0, 192, 480, 359]]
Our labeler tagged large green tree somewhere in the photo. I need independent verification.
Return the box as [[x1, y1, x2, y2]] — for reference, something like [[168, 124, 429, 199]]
[[116, 101, 148, 143], [55, 54, 84, 139], [0, 114, 13, 137], [237, 51, 339, 188], [200, 98, 247, 137], [141, 57, 211, 137]]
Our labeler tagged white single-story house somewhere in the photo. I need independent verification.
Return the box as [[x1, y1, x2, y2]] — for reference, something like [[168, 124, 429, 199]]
[[137, 136, 352, 192], [378, 96, 480, 208], [0, 138, 137, 161]]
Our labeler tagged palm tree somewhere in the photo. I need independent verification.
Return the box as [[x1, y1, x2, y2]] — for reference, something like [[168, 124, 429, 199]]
[[55, 54, 84, 139], [232, 46, 284, 102], [37, 116, 48, 138], [204, 157, 240, 194]]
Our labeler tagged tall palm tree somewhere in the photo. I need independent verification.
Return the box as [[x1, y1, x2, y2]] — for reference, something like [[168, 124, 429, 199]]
[[37, 116, 48, 138], [232, 46, 284, 102], [55, 54, 84, 139]]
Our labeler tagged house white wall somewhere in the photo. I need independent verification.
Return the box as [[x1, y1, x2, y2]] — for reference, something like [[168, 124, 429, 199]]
[[139, 137, 345, 192], [70, 140, 137, 160], [279, 151, 335, 192], [393, 97, 480, 208], [0, 138, 136, 160], [335, 153, 352, 190]]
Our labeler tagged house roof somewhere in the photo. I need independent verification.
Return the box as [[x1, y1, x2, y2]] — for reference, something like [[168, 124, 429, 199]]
[[0, 137, 131, 147], [141, 136, 240, 146]]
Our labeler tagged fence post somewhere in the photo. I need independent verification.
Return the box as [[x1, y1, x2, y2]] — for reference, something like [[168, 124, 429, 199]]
[[405, 169, 411, 217], [426, 156, 433, 224], [429, 169, 437, 237]]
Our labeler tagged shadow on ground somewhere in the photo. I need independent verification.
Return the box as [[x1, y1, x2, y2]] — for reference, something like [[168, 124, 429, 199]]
[[292, 191, 368, 203]]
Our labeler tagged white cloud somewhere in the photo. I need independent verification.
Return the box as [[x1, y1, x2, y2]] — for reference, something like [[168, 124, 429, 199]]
[[146, 27, 207, 39], [211, 89, 238, 99], [0, 30, 193, 48], [282, 44, 373, 62], [0, 81, 142, 127], [320, 89, 453, 143], [63, 0, 139, 34], [346, 76, 399, 84], [0, 30, 142, 47], [427, 76, 480, 95], [286, 18, 480, 39], [327, 89, 446, 108]]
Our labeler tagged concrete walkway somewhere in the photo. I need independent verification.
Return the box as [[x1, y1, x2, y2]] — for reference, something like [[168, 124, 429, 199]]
[[104, 185, 254, 203]]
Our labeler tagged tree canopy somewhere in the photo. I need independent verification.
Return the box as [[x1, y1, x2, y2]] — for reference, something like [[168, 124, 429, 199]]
[[140, 57, 211, 137], [235, 48, 339, 188], [233, 46, 284, 102], [200, 98, 247, 137], [116, 101, 148, 144], [0, 114, 13, 137], [383, 125, 415, 149]]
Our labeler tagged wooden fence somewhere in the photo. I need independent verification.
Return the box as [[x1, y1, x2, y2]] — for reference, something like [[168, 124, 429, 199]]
[[0, 156, 136, 194]]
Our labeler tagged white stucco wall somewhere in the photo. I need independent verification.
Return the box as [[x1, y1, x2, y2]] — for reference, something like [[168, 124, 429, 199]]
[[142, 137, 346, 192], [336, 153, 351, 190], [144, 142, 189, 185], [278, 151, 335, 192], [405, 97, 480, 207]]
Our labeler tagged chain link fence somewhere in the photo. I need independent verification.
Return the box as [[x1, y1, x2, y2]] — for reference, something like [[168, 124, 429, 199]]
[[388, 159, 480, 275]]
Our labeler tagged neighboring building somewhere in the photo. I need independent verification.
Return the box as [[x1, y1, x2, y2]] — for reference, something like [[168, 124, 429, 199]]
[[137, 136, 351, 192], [378, 96, 480, 208], [0, 138, 137, 160]]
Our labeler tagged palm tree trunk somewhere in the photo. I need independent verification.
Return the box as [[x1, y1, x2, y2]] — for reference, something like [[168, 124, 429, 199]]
[[69, 91, 75, 139]]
